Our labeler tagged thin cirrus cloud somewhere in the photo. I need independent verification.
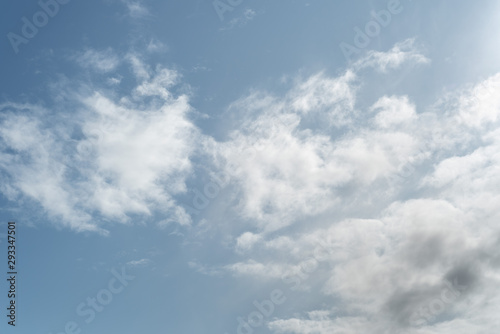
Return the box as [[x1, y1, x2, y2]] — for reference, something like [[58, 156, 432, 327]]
[[126, 258, 152, 267], [353, 38, 430, 72], [220, 8, 257, 31], [0, 55, 199, 234], [121, 0, 151, 19], [73, 48, 121, 73]]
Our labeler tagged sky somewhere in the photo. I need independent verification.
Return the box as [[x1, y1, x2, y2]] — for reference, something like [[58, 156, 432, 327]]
[[1, 0, 500, 333]]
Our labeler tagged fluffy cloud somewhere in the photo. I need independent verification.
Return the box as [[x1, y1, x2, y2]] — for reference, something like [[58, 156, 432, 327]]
[[0, 58, 198, 233], [3, 38, 500, 332], [236, 232, 263, 252], [206, 45, 428, 233], [204, 73, 356, 232], [234, 197, 498, 333], [198, 41, 500, 333]]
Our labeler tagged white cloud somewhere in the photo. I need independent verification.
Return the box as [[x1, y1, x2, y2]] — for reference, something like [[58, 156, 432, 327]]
[[225, 259, 298, 279], [456, 73, 500, 127], [199, 42, 500, 333], [288, 70, 357, 126], [127, 258, 152, 267], [371, 95, 417, 128], [269, 313, 368, 334], [236, 232, 262, 252], [77, 85, 195, 223], [202, 39, 492, 238], [3, 39, 500, 332], [0, 58, 198, 233], [127, 53, 151, 81], [0, 106, 97, 233], [208, 68, 422, 233], [354, 38, 430, 72], [107, 76, 122, 85], [237, 198, 497, 333]]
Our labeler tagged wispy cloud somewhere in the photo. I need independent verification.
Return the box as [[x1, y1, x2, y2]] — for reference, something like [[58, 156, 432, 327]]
[[220, 8, 257, 31], [354, 38, 430, 72], [122, 0, 151, 19], [146, 39, 167, 53], [73, 48, 121, 73], [127, 258, 152, 267]]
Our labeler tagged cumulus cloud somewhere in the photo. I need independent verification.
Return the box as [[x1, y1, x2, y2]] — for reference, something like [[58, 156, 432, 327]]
[[236, 232, 262, 252], [205, 54, 427, 233], [0, 57, 198, 233], [3, 38, 500, 332], [0, 105, 97, 232], [235, 197, 497, 333], [202, 40, 491, 238], [456, 72, 500, 127], [197, 40, 500, 333]]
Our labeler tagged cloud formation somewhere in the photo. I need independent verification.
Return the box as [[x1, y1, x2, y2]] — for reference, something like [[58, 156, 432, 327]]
[[0, 57, 198, 233], [206, 41, 429, 233], [197, 41, 500, 333], [73, 48, 121, 73], [2, 38, 500, 332], [354, 38, 430, 72]]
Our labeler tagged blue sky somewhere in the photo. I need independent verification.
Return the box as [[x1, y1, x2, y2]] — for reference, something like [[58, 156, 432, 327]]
[[1, 0, 500, 333]]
